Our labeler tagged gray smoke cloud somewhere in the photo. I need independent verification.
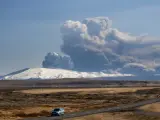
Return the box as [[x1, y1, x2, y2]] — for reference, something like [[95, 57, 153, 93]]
[[60, 17, 160, 73], [42, 16, 160, 75], [42, 52, 74, 69]]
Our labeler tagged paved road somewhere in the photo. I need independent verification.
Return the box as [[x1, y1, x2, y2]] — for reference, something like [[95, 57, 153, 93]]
[[23, 98, 160, 120], [134, 109, 160, 117]]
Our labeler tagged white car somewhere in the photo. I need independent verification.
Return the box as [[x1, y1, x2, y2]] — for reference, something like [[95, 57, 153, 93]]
[[51, 108, 65, 116]]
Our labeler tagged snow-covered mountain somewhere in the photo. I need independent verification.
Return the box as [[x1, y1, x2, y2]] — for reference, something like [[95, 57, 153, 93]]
[[3, 68, 132, 80]]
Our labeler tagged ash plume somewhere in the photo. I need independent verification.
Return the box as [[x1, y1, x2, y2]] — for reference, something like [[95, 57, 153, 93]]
[[42, 52, 74, 69], [60, 17, 160, 72], [42, 16, 160, 75]]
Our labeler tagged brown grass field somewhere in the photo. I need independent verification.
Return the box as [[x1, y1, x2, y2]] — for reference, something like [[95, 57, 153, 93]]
[[19, 87, 159, 94], [66, 112, 131, 120], [66, 112, 160, 120], [139, 102, 160, 112], [0, 85, 160, 120]]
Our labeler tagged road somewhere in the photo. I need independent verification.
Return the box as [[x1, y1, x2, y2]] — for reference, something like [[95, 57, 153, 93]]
[[134, 109, 160, 117], [23, 98, 160, 120]]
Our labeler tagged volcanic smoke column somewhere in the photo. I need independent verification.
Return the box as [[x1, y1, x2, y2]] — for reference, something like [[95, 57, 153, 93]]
[[60, 17, 144, 71], [42, 52, 74, 69]]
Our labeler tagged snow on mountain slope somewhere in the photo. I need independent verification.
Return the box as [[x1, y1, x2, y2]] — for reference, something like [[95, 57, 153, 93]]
[[3, 68, 132, 80]]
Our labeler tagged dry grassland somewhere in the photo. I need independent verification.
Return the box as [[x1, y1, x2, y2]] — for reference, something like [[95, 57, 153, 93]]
[[139, 102, 160, 112], [19, 87, 158, 94], [0, 87, 159, 120], [66, 112, 160, 120]]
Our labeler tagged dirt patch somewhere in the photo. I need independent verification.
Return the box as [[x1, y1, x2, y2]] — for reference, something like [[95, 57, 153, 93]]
[[139, 102, 160, 112]]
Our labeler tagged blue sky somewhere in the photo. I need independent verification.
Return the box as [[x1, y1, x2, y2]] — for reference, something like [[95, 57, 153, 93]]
[[1, 0, 160, 74]]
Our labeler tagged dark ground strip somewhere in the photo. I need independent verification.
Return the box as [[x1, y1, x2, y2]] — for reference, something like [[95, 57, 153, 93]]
[[1, 79, 160, 91]]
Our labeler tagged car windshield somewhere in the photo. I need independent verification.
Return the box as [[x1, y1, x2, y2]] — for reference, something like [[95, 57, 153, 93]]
[[54, 108, 60, 111]]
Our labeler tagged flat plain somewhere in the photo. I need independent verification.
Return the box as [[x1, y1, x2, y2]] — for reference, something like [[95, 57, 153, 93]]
[[0, 79, 160, 120]]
